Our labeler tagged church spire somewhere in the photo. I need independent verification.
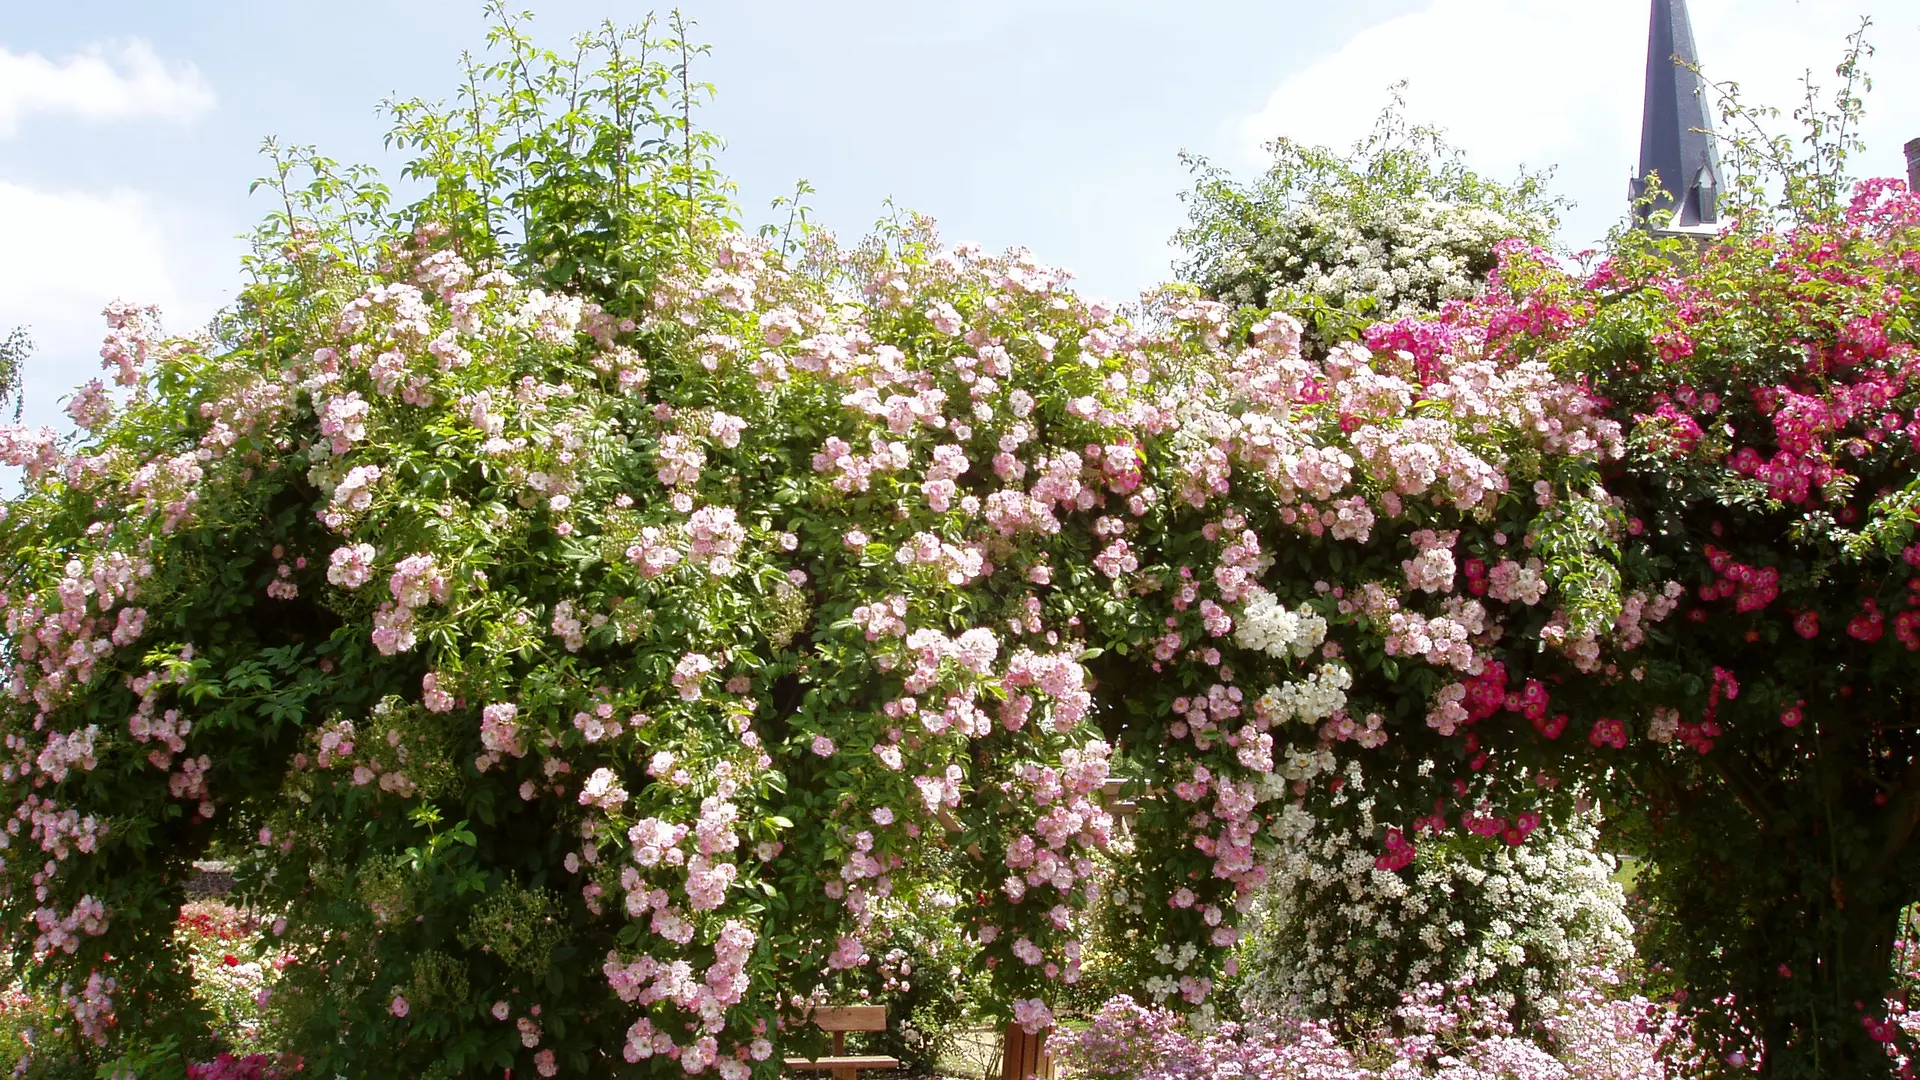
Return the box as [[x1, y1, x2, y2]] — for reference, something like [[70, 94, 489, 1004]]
[[1632, 0, 1725, 228]]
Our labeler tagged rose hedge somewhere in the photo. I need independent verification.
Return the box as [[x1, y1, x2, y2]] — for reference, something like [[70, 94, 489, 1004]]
[[4, 12, 1913, 1080], [0, 196, 1637, 1073], [0, 22, 1644, 1074]]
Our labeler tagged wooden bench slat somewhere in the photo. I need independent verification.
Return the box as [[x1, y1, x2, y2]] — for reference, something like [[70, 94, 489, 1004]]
[[806, 1005, 888, 1031], [785, 1004, 893, 1078], [782, 1055, 901, 1069]]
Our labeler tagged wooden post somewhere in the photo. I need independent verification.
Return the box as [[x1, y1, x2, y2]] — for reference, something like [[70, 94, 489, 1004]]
[[831, 1030, 853, 1080], [1001, 1022, 1054, 1080]]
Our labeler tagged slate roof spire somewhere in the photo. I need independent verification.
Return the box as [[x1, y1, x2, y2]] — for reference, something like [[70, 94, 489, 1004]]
[[1632, 0, 1725, 227]]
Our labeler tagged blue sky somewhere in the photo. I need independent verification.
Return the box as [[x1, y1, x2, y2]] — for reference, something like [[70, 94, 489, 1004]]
[[3, 1, 1917, 432]]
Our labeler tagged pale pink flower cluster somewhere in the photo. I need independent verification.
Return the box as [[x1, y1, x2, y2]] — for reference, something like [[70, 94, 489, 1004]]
[[1012, 997, 1054, 1035], [388, 553, 449, 609], [686, 506, 745, 575], [318, 391, 372, 453], [920, 443, 971, 511], [1401, 530, 1458, 594], [0, 424, 63, 482], [266, 561, 300, 600], [606, 922, 757, 1067], [33, 725, 99, 783], [812, 434, 910, 494], [827, 934, 869, 969], [1541, 612, 1604, 673], [893, 530, 987, 585], [328, 464, 382, 516], [708, 411, 746, 448], [370, 602, 417, 656], [578, 767, 629, 811], [625, 525, 684, 578], [628, 816, 690, 868], [684, 854, 737, 911], [1384, 601, 1484, 672], [1093, 538, 1139, 579], [851, 595, 908, 639], [1613, 584, 1684, 650], [1427, 682, 1469, 737], [571, 702, 624, 742], [983, 488, 1061, 536], [313, 718, 356, 768], [64, 380, 115, 430], [64, 969, 118, 1046], [422, 672, 455, 713], [673, 652, 718, 701], [29, 893, 109, 959], [1349, 419, 1506, 510], [655, 433, 705, 488], [19, 795, 106, 862], [98, 300, 162, 386], [124, 654, 196, 773], [1002, 650, 1092, 732], [551, 600, 586, 651], [1485, 557, 1548, 605], [512, 288, 590, 345], [127, 450, 205, 532], [478, 703, 525, 762]]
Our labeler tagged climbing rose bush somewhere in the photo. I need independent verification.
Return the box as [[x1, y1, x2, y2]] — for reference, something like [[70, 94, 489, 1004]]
[[9, 160, 1669, 1080], [0, 13, 1728, 1078], [0, 199, 1634, 1073], [1327, 176, 1920, 1075]]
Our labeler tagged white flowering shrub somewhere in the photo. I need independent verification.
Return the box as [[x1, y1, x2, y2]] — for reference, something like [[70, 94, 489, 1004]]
[[1239, 773, 1633, 1026], [1176, 99, 1560, 347]]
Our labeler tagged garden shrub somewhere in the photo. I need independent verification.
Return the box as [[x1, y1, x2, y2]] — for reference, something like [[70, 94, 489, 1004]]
[[1238, 788, 1632, 1027], [4, 8, 1915, 1080], [1320, 79, 1920, 1076], [0, 12, 1638, 1074], [1175, 104, 1638, 1038], [1175, 34, 1920, 1074], [1175, 95, 1562, 351]]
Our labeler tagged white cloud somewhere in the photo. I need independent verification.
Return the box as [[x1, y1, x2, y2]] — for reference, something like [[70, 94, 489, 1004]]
[[0, 180, 230, 429], [0, 39, 216, 138], [1240, 0, 1920, 249]]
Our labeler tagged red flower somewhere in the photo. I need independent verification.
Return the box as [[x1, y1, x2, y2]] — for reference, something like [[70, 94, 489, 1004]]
[[1588, 718, 1628, 750]]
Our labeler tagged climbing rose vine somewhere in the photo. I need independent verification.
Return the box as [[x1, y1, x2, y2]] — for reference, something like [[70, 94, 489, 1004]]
[[1327, 177, 1920, 1075], [15, 12, 1910, 1079], [0, 26, 1651, 1062], [0, 200, 1635, 1073]]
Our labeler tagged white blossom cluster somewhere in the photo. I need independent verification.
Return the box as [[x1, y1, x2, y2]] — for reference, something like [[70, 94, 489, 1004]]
[[1238, 776, 1633, 1024], [1229, 196, 1529, 322], [1255, 663, 1352, 725], [1233, 587, 1327, 659], [1177, 115, 1558, 345]]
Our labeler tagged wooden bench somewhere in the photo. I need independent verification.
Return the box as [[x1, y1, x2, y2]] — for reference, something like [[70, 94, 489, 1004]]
[[783, 1005, 900, 1080]]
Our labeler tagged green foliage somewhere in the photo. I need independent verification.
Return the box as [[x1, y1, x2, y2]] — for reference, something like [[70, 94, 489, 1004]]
[[0, 327, 28, 421]]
